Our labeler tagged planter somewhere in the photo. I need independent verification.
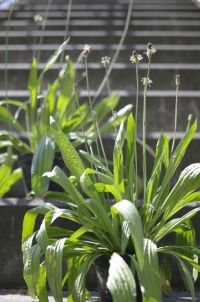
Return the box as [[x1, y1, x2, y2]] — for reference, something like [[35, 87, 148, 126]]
[[94, 255, 142, 302], [0, 198, 43, 288]]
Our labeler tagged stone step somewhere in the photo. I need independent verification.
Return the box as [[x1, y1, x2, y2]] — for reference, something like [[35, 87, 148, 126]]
[[2, 30, 200, 45], [1, 44, 200, 63], [9, 4, 199, 11], [2, 10, 200, 20], [4, 20, 200, 32], [3, 19, 200, 32], [0, 89, 199, 133], [0, 291, 199, 302], [1, 62, 200, 91], [16, 0, 193, 4]]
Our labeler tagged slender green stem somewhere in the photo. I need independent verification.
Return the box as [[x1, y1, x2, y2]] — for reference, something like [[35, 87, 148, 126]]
[[93, 111, 109, 170], [93, 0, 134, 102], [105, 68, 117, 135], [60, 0, 72, 64], [32, 24, 39, 59], [74, 87, 90, 155], [171, 80, 179, 155], [134, 63, 139, 202], [36, 0, 53, 64], [143, 60, 151, 202], [84, 57, 102, 163]]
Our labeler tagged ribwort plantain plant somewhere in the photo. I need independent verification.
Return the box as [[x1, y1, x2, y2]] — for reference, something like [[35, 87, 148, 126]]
[[21, 43, 200, 301], [22, 113, 200, 302]]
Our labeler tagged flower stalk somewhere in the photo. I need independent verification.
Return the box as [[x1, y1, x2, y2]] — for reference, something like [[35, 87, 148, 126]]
[[101, 56, 117, 135], [171, 74, 180, 155], [143, 43, 156, 201], [130, 51, 143, 203]]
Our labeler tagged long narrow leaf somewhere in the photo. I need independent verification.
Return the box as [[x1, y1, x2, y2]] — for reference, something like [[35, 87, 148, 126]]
[[45, 238, 66, 302], [31, 136, 55, 197], [111, 200, 144, 268], [107, 253, 136, 302]]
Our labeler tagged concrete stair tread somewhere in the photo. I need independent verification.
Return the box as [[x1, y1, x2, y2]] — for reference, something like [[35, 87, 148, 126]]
[[0, 292, 199, 302], [0, 290, 200, 302]]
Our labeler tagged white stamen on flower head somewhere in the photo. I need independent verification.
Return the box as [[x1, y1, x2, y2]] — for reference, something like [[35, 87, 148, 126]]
[[130, 51, 143, 64], [101, 56, 110, 68], [82, 44, 91, 59], [188, 114, 192, 123], [145, 43, 156, 60], [141, 77, 153, 87], [34, 14, 43, 25]]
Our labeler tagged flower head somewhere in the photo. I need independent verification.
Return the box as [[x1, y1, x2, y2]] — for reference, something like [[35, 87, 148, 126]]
[[175, 74, 180, 87], [144, 43, 156, 60], [101, 56, 110, 68], [141, 77, 153, 87], [130, 51, 143, 64], [34, 14, 43, 25], [73, 83, 78, 92], [82, 44, 91, 59]]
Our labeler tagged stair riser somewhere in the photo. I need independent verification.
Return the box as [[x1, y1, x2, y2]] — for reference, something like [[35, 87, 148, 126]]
[[2, 68, 200, 90], [1, 48, 200, 63], [1, 97, 199, 133], [1, 34, 200, 45]]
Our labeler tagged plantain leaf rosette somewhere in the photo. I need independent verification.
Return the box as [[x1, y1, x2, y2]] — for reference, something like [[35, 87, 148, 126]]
[[22, 116, 200, 302]]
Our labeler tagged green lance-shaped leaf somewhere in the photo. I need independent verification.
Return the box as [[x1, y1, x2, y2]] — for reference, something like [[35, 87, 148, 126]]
[[28, 57, 38, 111], [146, 133, 169, 205], [45, 238, 66, 302], [0, 106, 25, 133], [111, 200, 144, 268], [36, 264, 49, 302], [79, 150, 113, 177], [50, 118, 99, 201], [0, 147, 22, 197], [44, 165, 85, 205], [107, 253, 136, 302], [38, 39, 70, 89], [94, 95, 120, 123], [146, 122, 198, 233], [0, 131, 31, 153], [22, 235, 41, 298], [71, 255, 95, 302], [0, 167, 22, 198], [100, 104, 133, 134], [138, 239, 162, 302], [50, 117, 85, 179], [31, 136, 55, 198], [43, 39, 70, 75], [113, 121, 125, 192], [126, 113, 136, 202], [22, 203, 56, 241], [162, 163, 200, 219], [155, 121, 197, 209], [166, 191, 200, 219], [0, 147, 14, 197], [176, 221, 198, 282], [56, 59, 75, 122], [152, 208, 200, 243], [176, 258, 196, 302]]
